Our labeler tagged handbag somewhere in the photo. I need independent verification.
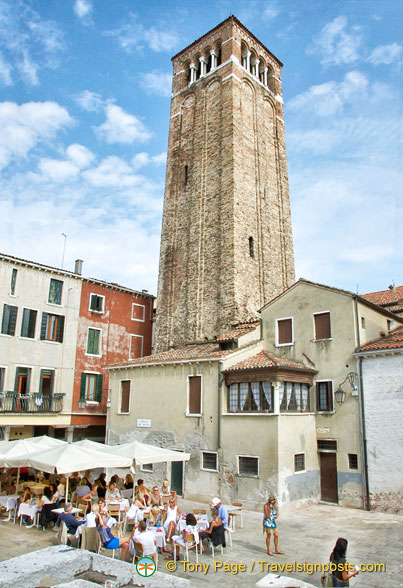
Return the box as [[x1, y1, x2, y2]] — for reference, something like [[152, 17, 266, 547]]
[[320, 571, 333, 587]]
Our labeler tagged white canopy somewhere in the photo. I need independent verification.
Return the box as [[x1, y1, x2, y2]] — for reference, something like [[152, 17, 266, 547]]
[[106, 440, 191, 466], [0, 435, 66, 468]]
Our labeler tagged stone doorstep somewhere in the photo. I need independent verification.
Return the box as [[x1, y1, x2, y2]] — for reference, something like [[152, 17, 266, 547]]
[[0, 545, 189, 588]]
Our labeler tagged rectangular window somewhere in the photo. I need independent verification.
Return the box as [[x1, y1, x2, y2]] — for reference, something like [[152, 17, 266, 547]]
[[20, 308, 37, 339], [188, 375, 202, 415], [120, 380, 131, 413], [314, 312, 331, 340], [228, 382, 273, 413], [348, 454, 358, 470], [279, 382, 310, 412], [0, 367, 5, 392], [39, 369, 54, 396], [10, 269, 17, 295], [316, 381, 333, 412], [80, 372, 102, 403], [89, 294, 104, 313], [276, 317, 293, 345], [1, 304, 18, 336], [317, 439, 337, 452], [361, 317, 366, 329], [48, 279, 63, 305], [87, 328, 101, 355], [201, 451, 218, 471], [238, 455, 259, 477], [40, 313, 65, 342], [15, 367, 31, 395], [141, 463, 153, 472], [130, 334, 143, 359], [294, 453, 305, 472], [131, 303, 145, 322]]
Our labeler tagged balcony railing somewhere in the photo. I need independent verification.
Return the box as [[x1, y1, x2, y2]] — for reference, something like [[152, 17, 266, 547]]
[[0, 392, 64, 413]]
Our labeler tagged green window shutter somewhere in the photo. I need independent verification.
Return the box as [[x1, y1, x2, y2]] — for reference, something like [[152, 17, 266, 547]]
[[1, 304, 9, 334], [87, 329, 94, 354], [56, 315, 65, 343], [95, 374, 103, 402], [28, 310, 37, 338], [9, 306, 18, 336], [40, 313, 48, 340], [80, 373, 86, 402]]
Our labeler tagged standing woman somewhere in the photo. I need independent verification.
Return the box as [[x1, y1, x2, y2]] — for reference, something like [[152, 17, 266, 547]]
[[263, 496, 284, 556], [330, 538, 359, 586]]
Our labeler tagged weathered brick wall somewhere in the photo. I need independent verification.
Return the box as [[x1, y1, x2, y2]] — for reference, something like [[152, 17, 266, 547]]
[[362, 353, 403, 513], [155, 18, 295, 351]]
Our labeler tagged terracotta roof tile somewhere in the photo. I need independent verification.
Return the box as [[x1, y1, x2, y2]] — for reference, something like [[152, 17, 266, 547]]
[[217, 320, 260, 342], [359, 326, 403, 352], [109, 342, 232, 368], [362, 286, 403, 307], [222, 350, 316, 373]]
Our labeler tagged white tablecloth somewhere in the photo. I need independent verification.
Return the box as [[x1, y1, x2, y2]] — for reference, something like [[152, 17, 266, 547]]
[[18, 502, 39, 521], [149, 526, 166, 549], [0, 495, 17, 511], [126, 505, 147, 523], [178, 515, 208, 532], [106, 498, 130, 512]]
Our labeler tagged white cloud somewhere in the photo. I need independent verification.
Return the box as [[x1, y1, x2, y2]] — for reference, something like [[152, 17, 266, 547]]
[[74, 90, 105, 112], [83, 155, 141, 188], [94, 104, 152, 144], [0, 101, 73, 170], [141, 71, 171, 97], [131, 151, 166, 170], [368, 43, 402, 65], [307, 16, 362, 66], [262, 3, 280, 21], [18, 49, 39, 86], [38, 158, 79, 182], [0, 51, 12, 85], [74, 0, 93, 21], [66, 144, 94, 168], [106, 15, 178, 53]]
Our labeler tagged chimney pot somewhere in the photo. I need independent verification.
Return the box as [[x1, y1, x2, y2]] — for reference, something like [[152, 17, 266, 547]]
[[74, 259, 83, 275]]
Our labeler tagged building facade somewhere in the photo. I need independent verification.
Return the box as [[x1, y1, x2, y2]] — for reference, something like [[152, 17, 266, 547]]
[[0, 253, 154, 442], [155, 16, 295, 352]]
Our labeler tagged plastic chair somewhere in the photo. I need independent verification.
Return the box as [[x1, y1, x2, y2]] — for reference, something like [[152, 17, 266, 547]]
[[173, 532, 199, 563], [225, 527, 233, 547]]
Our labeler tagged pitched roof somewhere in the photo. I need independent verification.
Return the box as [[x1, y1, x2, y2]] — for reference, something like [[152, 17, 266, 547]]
[[108, 342, 233, 369], [222, 350, 316, 374], [216, 320, 260, 342], [358, 326, 403, 352], [362, 286, 403, 314]]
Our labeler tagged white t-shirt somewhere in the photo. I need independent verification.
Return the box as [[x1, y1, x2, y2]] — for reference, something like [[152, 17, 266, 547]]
[[136, 530, 157, 556]]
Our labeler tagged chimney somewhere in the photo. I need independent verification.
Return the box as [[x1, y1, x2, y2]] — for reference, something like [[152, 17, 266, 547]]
[[74, 259, 83, 275]]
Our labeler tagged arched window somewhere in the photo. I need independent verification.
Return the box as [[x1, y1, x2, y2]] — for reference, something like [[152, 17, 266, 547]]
[[216, 46, 222, 67], [241, 42, 248, 69], [250, 50, 257, 74], [249, 237, 254, 258]]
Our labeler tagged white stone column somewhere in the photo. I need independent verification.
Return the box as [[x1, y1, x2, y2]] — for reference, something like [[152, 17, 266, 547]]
[[263, 67, 268, 86], [273, 382, 281, 415], [2, 425, 10, 441], [65, 426, 74, 443], [210, 49, 217, 70], [199, 56, 207, 78], [189, 63, 197, 84], [254, 59, 260, 77], [246, 51, 251, 72]]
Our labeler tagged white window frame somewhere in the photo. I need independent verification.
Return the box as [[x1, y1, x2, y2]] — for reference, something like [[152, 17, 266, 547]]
[[86, 327, 102, 357], [237, 454, 259, 477], [275, 316, 294, 346], [200, 450, 218, 472], [315, 379, 335, 413], [140, 463, 154, 472], [129, 334, 144, 359], [131, 303, 145, 322], [89, 293, 105, 314], [348, 453, 359, 471], [186, 373, 203, 417], [118, 379, 131, 414], [82, 370, 101, 404], [312, 311, 332, 341], [294, 452, 306, 474], [47, 278, 63, 306]]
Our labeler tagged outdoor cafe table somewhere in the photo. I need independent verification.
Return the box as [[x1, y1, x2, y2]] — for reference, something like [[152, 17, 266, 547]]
[[53, 507, 82, 516], [23, 483, 46, 496], [178, 514, 208, 532], [17, 502, 39, 523], [106, 498, 130, 512], [0, 495, 18, 521], [148, 526, 166, 550]]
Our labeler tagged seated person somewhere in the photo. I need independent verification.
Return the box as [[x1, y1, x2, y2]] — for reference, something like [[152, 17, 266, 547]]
[[97, 508, 130, 561], [39, 486, 54, 510], [169, 513, 198, 559], [124, 474, 134, 490], [132, 520, 157, 562], [105, 482, 121, 501], [147, 506, 162, 527], [135, 479, 151, 506], [163, 498, 183, 542], [110, 474, 123, 489], [198, 508, 223, 550], [81, 484, 99, 512], [56, 502, 86, 535], [149, 486, 162, 507], [161, 480, 170, 495], [74, 478, 91, 499]]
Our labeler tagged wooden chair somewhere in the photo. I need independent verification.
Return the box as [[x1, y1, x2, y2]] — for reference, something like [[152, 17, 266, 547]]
[[107, 503, 122, 523], [131, 540, 158, 567], [161, 494, 170, 506], [229, 502, 243, 529], [193, 508, 207, 515], [75, 497, 88, 516], [80, 526, 100, 552], [173, 532, 199, 563], [97, 527, 122, 560]]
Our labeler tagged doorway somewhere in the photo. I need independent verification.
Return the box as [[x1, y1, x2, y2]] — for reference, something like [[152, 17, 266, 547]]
[[319, 452, 338, 503], [171, 461, 183, 496]]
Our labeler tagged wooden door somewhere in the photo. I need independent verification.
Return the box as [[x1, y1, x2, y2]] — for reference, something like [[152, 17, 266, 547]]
[[171, 461, 183, 496], [319, 452, 338, 503]]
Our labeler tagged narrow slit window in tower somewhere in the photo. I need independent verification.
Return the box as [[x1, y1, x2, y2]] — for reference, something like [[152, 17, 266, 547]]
[[249, 236, 254, 258]]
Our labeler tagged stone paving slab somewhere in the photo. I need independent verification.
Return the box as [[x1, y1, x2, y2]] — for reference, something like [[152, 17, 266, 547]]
[[1, 501, 402, 588]]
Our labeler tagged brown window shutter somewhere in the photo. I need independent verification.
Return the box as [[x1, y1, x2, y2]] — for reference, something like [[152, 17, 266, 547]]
[[327, 381, 333, 411], [314, 313, 331, 339], [121, 380, 130, 412], [278, 318, 292, 344], [189, 376, 201, 414]]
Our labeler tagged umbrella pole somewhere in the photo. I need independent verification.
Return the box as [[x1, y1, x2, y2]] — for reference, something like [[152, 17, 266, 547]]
[[65, 475, 69, 504], [16, 467, 20, 494]]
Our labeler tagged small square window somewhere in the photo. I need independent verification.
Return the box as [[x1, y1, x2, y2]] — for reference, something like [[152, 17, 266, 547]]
[[141, 463, 153, 472], [294, 453, 305, 472], [80, 373, 103, 403], [238, 456, 259, 477], [348, 454, 358, 470], [90, 294, 104, 313], [48, 279, 63, 305], [276, 318, 293, 345], [314, 312, 331, 339], [132, 303, 145, 322], [202, 451, 218, 471]]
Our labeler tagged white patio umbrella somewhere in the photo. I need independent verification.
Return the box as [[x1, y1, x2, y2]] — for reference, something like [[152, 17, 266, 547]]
[[0, 435, 67, 492], [106, 440, 191, 466], [6, 442, 133, 501]]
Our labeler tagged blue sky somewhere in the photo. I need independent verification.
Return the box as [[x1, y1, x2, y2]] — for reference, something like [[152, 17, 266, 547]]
[[0, 0, 401, 296]]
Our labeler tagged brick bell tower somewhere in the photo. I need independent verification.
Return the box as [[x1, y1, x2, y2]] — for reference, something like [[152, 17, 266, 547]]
[[155, 16, 295, 351]]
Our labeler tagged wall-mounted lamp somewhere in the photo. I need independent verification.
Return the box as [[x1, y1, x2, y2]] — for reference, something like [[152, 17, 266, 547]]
[[335, 372, 358, 405]]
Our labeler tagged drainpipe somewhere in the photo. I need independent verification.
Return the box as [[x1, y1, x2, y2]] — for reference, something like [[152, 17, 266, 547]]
[[353, 295, 370, 510], [217, 363, 224, 497]]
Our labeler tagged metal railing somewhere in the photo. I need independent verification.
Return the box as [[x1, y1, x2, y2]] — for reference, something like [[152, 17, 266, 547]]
[[0, 392, 64, 413]]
